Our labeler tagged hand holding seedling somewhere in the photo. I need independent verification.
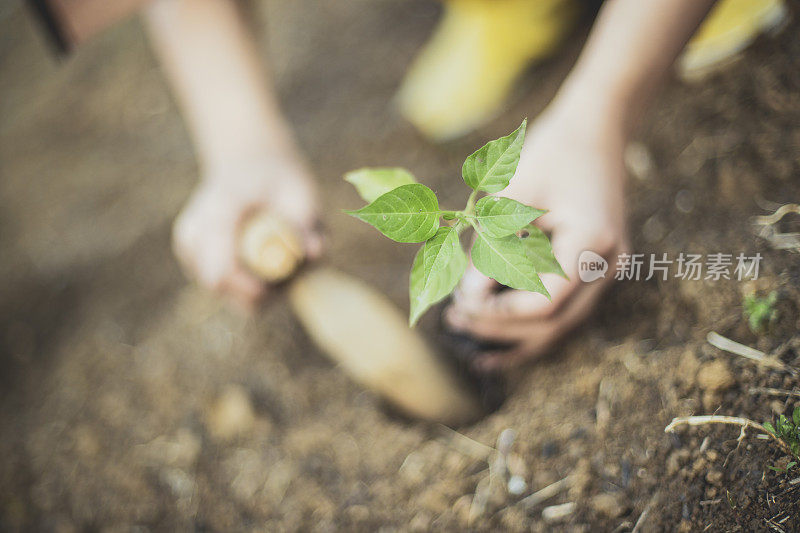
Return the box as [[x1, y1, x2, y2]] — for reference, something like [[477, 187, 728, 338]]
[[346, 119, 565, 328], [439, 0, 718, 369], [446, 107, 630, 370], [149, 0, 713, 349]]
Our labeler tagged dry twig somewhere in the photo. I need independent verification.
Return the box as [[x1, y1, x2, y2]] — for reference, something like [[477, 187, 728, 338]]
[[752, 203, 800, 252], [749, 387, 800, 398], [631, 502, 653, 533], [753, 204, 800, 226], [519, 476, 573, 509], [665, 415, 793, 456], [707, 331, 794, 373]]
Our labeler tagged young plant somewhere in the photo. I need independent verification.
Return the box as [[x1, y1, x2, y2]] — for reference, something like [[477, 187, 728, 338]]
[[766, 460, 797, 474], [344, 119, 565, 326], [743, 291, 778, 334], [764, 406, 800, 460]]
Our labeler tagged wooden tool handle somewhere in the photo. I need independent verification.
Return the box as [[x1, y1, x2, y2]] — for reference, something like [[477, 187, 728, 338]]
[[238, 212, 305, 283], [288, 268, 482, 425], [238, 212, 482, 425]]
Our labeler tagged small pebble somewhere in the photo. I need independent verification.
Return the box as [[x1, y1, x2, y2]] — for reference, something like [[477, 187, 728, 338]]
[[160, 467, 195, 499], [771, 400, 786, 414], [206, 385, 255, 441], [675, 190, 694, 213], [508, 475, 527, 496], [706, 470, 724, 486], [643, 215, 667, 243], [542, 502, 576, 523], [624, 142, 654, 180], [667, 449, 691, 476], [497, 428, 516, 454], [696, 360, 734, 393], [590, 492, 626, 518]]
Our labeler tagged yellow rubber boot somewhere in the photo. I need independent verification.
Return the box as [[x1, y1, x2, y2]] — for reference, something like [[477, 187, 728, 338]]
[[396, 0, 578, 142], [680, 0, 788, 80]]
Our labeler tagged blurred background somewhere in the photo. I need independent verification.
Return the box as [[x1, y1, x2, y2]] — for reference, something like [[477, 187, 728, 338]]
[[1, 0, 800, 530]]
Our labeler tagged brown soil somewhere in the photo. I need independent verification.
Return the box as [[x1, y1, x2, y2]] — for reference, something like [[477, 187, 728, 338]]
[[1, 0, 799, 531]]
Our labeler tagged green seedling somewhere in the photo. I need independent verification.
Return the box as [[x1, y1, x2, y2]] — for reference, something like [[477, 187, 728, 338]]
[[345, 119, 565, 326], [764, 406, 800, 471], [766, 461, 797, 474], [743, 291, 778, 334]]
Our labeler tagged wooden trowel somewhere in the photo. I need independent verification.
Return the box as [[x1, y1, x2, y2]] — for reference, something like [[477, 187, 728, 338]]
[[238, 212, 483, 425]]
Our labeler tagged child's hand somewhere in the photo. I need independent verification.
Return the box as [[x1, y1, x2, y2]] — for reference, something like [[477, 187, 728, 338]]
[[445, 106, 629, 370], [172, 157, 322, 311]]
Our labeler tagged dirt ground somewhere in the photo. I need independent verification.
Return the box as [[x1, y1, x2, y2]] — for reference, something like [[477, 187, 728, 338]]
[[1, 0, 800, 531]]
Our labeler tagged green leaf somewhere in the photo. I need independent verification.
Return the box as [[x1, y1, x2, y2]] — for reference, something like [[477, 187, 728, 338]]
[[520, 225, 567, 278], [793, 407, 800, 426], [346, 184, 440, 243], [462, 119, 527, 193], [764, 422, 776, 436], [344, 167, 417, 203], [471, 231, 549, 296], [408, 227, 467, 326], [475, 196, 545, 237]]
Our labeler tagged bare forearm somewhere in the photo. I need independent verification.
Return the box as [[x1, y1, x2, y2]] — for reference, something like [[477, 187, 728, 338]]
[[555, 0, 717, 132], [144, 0, 300, 175]]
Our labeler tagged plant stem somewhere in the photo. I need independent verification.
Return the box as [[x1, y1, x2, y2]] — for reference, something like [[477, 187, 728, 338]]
[[465, 190, 478, 215]]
